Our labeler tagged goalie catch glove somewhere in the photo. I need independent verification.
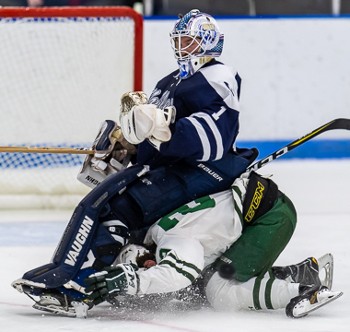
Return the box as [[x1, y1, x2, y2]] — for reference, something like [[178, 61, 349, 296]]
[[77, 120, 136, 188], [85, 264, 139, 305], [119, 91, 176, 148]]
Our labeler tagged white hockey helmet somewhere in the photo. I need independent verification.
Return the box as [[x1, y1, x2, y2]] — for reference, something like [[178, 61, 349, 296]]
[[170, 9, 224, 79]]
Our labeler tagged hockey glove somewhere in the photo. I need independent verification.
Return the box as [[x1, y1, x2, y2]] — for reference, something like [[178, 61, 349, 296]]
[[85, 264, 139, 305], [119, 91, 175, 146], [77, 120, 136, 188], [92, 120, 136, 163]]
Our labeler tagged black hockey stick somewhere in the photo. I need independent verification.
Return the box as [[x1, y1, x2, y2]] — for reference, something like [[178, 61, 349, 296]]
[[247, 118, 350, 172]]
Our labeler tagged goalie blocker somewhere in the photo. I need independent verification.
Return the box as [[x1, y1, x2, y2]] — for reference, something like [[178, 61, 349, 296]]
[[78, 119, 139, 188], [78, 91, 175, 189]]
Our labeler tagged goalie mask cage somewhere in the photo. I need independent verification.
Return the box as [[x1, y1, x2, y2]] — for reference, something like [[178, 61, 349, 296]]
[[0, 7, 143, 210]]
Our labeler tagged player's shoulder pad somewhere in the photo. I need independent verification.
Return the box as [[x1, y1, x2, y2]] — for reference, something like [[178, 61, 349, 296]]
[[200, 61, 238, 83]]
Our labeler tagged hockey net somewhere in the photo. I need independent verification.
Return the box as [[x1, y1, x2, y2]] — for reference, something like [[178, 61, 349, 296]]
[[0, 7, 143, 210]]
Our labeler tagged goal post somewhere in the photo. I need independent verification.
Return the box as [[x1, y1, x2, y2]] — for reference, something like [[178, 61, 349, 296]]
[[0, 6, 143, 210]]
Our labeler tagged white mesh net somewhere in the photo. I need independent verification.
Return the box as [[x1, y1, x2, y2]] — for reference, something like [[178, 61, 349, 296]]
[[0, 9, 142, 209]]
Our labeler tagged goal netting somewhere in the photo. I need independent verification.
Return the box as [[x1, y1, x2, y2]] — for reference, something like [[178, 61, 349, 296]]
[[0, 7, 143, 210]]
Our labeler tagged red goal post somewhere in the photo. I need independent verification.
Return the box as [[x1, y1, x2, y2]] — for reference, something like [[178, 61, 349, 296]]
[[0, 6, 143, 91], [0, 6, 143, 210]]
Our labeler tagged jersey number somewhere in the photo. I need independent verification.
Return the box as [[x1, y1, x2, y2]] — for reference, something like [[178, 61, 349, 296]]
[[158, 195, 216, 231]]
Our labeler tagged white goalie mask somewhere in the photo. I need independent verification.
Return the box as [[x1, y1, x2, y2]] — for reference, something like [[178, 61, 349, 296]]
[[170, 9, 224, 79]]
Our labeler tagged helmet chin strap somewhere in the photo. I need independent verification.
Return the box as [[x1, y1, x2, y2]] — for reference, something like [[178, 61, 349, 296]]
[[178, 56, 213, 79]]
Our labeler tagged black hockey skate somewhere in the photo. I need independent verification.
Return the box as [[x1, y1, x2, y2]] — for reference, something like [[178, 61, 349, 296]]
[[285, 284, 343, 318], [272, 253, 334, 289]]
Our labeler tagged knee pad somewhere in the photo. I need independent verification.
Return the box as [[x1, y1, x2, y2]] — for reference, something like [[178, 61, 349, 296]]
[[92, 220, 130, 270]]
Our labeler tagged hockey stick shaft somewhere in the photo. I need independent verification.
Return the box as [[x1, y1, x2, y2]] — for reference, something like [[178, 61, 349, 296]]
[[0, 129, 136, 155], [247, 118, 350, 172], [0, 143, 136, 155], [0, 146, 95, 154]]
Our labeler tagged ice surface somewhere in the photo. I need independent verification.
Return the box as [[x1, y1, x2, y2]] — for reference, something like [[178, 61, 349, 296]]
[[0, 160, 349, 332]]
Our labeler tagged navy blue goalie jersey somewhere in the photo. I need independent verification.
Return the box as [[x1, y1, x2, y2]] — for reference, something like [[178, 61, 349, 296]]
[[136, 59, 244, 170]]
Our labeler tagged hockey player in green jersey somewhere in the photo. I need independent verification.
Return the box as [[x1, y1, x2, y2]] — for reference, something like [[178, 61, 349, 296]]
[[83, 171, 342, 319], [12, 171, 341, 318]]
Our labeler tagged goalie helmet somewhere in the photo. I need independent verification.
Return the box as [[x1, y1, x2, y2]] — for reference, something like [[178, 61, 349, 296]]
[[170, 9, 224, 79]]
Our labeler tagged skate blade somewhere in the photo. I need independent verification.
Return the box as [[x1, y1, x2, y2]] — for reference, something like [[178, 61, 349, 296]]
[[32, 303, 77, 317], [292, 290, 343, 318], [317, 253, 334, 289], [32, 300, 89, 318]]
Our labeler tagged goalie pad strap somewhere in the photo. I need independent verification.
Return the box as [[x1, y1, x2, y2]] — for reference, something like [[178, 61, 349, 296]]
[[242, 172, 279, 224]]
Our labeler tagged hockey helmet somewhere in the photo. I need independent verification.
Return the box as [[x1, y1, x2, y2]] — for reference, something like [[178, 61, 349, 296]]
[[170, 9, 224, 79]]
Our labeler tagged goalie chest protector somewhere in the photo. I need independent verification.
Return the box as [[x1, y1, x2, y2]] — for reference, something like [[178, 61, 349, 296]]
[[242, 172, 279, 224]]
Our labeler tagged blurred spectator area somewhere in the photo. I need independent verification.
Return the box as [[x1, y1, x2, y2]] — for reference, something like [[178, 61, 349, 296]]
[[0, 0, 349, 16], [148, 0, 346, 16], [255, 0, 333, 15], [150, 0, 254, 16], [0, 0, 140, 7], [341, 0, 350, 12]]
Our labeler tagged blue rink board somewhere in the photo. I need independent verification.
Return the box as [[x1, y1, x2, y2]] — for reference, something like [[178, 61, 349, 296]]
[[239, 139, 350, 160], [0, 140, 349, 170]]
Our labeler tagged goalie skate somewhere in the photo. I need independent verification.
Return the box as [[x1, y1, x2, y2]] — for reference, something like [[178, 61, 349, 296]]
[[12, 278, 91, 318], [286, 285, 343, 318], [32, 293, 91, 318]]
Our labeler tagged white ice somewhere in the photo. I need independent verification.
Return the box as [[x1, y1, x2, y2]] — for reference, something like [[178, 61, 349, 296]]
[[0, 160, 349, 332]]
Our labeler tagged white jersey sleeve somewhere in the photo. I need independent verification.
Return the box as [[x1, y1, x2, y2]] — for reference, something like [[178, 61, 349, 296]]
[[138, 235, 204, 294], [137, 188, 245, 295]]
